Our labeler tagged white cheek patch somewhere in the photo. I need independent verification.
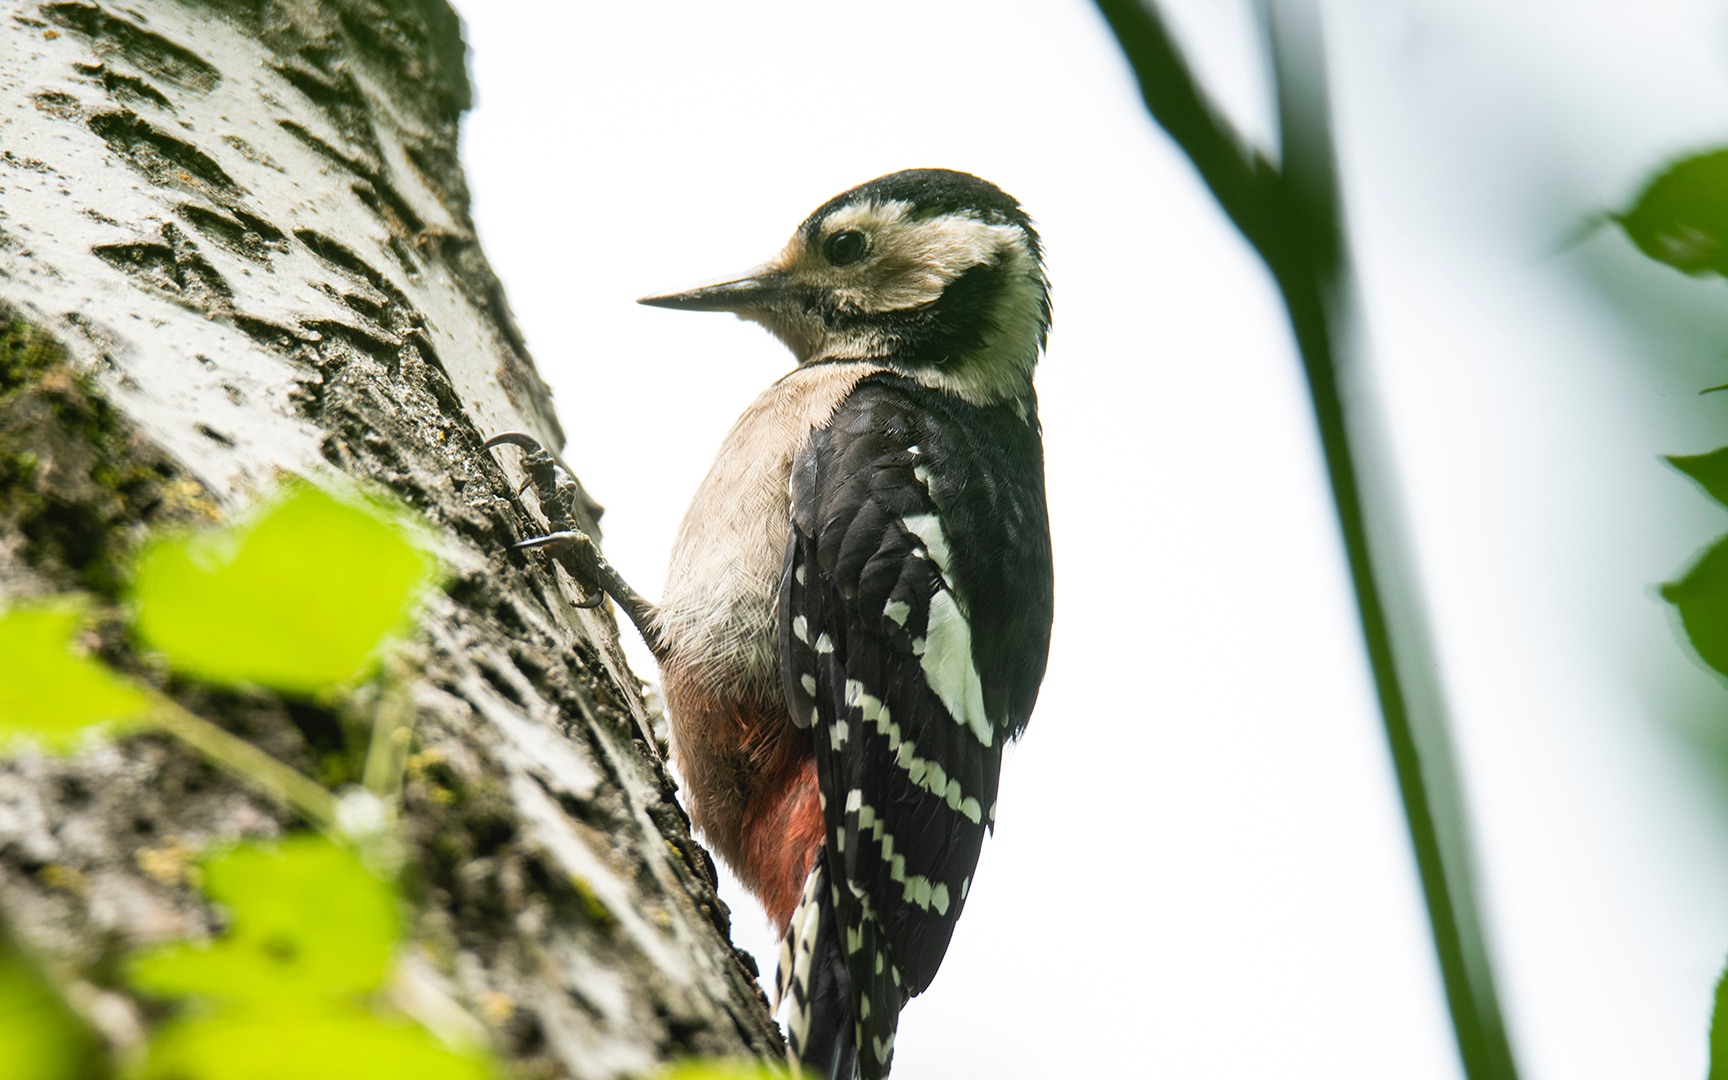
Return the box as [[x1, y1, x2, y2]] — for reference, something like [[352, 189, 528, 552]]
[[762, 196, 1047, 405], [797, 199, 1025, 315]]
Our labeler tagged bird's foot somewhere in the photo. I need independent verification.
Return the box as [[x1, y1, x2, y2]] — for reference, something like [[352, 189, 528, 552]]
[[510, 528, 609, 609], [483, 431, 578, 527], [485, 432, 665, 657]]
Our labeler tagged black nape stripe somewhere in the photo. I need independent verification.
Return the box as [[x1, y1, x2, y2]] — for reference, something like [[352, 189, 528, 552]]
[[814, 258, 1014, 371], [886, 259, 1007, 368]]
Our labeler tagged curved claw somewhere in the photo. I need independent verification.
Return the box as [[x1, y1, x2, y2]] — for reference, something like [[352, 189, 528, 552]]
[[511, 530, 607, 609], [510, 530, 587, 552], [482, 431, 545, 453]]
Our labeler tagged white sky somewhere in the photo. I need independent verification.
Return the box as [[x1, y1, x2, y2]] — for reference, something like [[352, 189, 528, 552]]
[[457, 2, 1728, 1077]]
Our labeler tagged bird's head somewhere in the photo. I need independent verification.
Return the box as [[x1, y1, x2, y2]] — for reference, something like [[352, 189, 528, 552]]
[[640, 169, 1050, 410]]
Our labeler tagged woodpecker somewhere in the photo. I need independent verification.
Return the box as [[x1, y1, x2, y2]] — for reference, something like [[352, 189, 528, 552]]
[[488, 169, 1053, 1080]]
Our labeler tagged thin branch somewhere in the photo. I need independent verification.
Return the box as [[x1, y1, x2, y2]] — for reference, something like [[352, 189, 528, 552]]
[[1092, 0, 1284, 254], [1094, 2, 1521, 1077]]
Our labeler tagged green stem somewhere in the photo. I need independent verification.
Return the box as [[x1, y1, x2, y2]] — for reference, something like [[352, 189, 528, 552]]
[[361, 661, 415, 802], [147, 699, 339, 835], [1092, 1, 1520, 1076]]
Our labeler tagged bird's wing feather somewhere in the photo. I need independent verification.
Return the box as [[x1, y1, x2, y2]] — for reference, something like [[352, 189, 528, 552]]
[[779, 372, 1053, 1078]]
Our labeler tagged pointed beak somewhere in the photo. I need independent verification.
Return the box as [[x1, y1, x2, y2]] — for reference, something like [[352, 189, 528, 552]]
[[637, 268, 788, 313]]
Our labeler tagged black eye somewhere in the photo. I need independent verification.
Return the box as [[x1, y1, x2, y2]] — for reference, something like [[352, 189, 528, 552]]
[[823, 229, 867, 266]]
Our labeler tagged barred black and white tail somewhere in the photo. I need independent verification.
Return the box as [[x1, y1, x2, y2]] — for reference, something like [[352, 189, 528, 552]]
[[778, 857, 859, 1080]]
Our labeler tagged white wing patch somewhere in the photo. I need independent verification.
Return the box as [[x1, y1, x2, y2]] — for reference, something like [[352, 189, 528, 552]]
[[920, 591, 992, 748], [901, 513, 953, 582], [899, 513, 994, 747]]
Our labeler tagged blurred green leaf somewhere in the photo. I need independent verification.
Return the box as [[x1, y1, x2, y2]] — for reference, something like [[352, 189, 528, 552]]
[[1711, 960, 1728, 1080], [0, 929, 106, 1080], [129, 835, 398, 1003], [1661, 537, 1728, 678], [137, 1005, 490, 1080], [0, 603, 152, 750], [131, 484, 435, 694], [1619, 150, 1728, 276], [129, 835, 492, 1078], [1669, 448, 1728, 509]]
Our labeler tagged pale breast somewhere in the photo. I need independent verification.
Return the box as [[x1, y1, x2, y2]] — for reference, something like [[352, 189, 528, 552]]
[[657, 361, 882, 702]]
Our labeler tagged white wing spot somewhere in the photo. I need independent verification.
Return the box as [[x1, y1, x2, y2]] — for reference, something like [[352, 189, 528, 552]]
[[846, 792, 950, 913], [884, 599, 911, 626], [792, 615, 809, 644], [844, 679, 984, 820], [801, 673, 817, 696], [873, 1034, 895, 1065], [815, 632, 834, 655]]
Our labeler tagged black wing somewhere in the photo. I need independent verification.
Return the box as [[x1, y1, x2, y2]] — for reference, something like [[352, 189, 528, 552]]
[[779, 372, 1053, 1077]]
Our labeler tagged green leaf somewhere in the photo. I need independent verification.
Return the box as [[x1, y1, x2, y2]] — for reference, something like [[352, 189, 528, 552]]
[[131, 483, 436, 694], [0, 603, 152, 750], [128, 835, 398, 1003], [137, 1004, 491, 1080], [1619, 150, 1728, 276], [1668, 447, 1728, 509], [0, 930, 106, 1080], [1661, 536, 1728, 678]]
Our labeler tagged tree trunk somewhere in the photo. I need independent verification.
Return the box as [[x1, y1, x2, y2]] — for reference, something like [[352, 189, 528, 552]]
[[0, 0, 780, 1075]]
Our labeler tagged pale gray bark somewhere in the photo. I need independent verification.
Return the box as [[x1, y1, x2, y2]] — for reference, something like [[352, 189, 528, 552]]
[[0, 0, 779, 1074]]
